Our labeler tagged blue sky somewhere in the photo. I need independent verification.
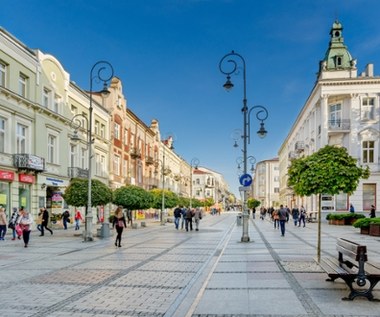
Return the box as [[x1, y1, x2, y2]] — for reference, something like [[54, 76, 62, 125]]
[[1, 0, 380, 197]]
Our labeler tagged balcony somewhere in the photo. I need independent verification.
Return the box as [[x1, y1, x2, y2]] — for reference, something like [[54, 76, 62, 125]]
[[68, 167, 89, 179], [130, 147, 141, 159], [328, 119, 350, 132], [294, 141, 305, 152], [13, 154, 45, 173], [145, 156, 154, 165], [288, 151, 298, 160]]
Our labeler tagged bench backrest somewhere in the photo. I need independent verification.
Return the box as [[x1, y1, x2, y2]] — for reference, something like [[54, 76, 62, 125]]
[[336, 238, 367, 263]]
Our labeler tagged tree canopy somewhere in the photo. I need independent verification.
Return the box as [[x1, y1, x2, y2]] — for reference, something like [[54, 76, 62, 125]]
[[247, 198, 261, 209], [150, 189, 179, 209], [287, 145, 370, 196], [113, 185, 153, 210], [63, 178, 113, 207]]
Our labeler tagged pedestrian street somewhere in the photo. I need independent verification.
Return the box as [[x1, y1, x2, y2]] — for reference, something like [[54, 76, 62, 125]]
[[1, 212, 380, 317]]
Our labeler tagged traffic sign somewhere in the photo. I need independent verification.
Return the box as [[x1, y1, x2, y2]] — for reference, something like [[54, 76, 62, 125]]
[[239, 186, 251, 192], [239, 173, 252, 186]]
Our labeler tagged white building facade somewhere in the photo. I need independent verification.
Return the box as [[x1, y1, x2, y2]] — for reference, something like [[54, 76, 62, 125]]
[[279, 21, 380, 213]]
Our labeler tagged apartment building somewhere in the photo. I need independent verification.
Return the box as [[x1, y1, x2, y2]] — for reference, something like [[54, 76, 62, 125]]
[[279, 20, 380, 213]]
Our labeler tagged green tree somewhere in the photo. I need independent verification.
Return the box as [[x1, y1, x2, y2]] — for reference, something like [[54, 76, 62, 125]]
[[63, 178, 113, 207], [178, 196, 190, 208], [247, 198, 261, 209], [149, 189, 179, 209], [287, 145, 370, 261], [113, 185, 153, 210], [203, 198, 214, 208]]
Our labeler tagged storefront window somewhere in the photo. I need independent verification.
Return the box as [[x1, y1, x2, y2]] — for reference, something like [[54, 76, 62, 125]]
[[363, 184, 376, 211], [335, 192, 348, 211], [19, 184, 30, 212], [0, 182, 10, 216]]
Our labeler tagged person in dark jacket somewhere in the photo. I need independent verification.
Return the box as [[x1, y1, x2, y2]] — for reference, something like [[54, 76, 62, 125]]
[[370, 205, 376, 218], [112, 206, 126, 247], [278, 205, 289, 237], [185, 208, 193, 232], [39, 207, 53, 236]]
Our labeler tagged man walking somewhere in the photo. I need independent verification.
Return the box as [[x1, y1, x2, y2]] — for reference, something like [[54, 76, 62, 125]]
[[39, 207, 53, 236], [173, 206, 182, 230], [278, 205, 289, 237]]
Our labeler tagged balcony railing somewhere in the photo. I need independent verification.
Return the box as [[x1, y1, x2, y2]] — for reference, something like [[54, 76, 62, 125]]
[[328, 119, 350, 131], [145, 156, 154, 165], [295, 141, 305, 152], [13, 154, 45, 173], [130, 147, 141, 159], [68, 167, 89, 179]]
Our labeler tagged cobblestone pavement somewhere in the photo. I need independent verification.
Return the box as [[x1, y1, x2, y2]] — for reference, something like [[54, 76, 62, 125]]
[[1, 213, 380, 317]]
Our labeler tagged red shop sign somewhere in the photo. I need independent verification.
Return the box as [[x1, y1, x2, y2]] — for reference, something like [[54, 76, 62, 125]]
[[0, 170, 14, 181], [19, 174, 35, 184]]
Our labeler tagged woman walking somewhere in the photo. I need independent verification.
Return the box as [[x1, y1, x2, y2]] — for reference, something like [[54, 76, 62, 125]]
[[112, 207, 126, 247], [18, 209, 33, 247], [0, 207, 7, 240]]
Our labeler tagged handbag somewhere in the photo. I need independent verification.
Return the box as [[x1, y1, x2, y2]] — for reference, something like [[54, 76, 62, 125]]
[[15, 224, 22, 236]]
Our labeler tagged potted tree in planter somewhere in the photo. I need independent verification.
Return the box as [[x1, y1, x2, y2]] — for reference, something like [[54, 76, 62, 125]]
[[369, 218, 380, 236], [352, 218, 372, 235]]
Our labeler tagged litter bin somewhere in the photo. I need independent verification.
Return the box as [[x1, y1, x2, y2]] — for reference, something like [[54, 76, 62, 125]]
[[237, 213, 242, 226]]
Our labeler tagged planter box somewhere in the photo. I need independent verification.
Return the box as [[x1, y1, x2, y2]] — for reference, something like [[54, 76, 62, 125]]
[[360, 227, 370, 235], [332, 219, 345, 225], [369, 223, 380, 236]]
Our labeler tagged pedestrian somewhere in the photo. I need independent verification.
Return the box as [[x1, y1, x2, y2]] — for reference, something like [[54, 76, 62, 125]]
[[180, 207, 186, 230], [173, 205, 182, 230], [8, 207, 21, 240], [62, 210, 70, 230], [291, 206, 299, 226], [74, 209, 83, 230], [36, 208, 43, 233], [0, 206, 7, 240], [185, 208, 193, 231], [18, 209, 33, 247], [39, 207, 53, 236], [193, 208, 202, 231], [112, 207, 126, 247], [278, 204, 289, 237], [126, 209, 133, 226], [349, 204, 355, 213], [370, 205, 376, 218], [252, 207, 256, 219], [273, 209, 280, 229], [299, 206, 306, 227]]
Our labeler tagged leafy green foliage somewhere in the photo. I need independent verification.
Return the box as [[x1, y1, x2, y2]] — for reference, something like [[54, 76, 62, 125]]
[[149, 188, 179, 209], [353, 217, 380, 228], [247, 198, 261, 209], [326, 212, 365, 220], [113, 185, 153, 210], [63, 178, 113, 207], [203, 198, 214, 208], [288, 145, 370, 196]]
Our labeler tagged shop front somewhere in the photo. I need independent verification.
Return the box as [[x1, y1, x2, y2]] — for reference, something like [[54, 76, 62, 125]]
[[0, 170, 14, 217]]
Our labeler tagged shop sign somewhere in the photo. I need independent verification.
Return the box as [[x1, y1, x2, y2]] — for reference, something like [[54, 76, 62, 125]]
[[19, 174, 35, 184], [0, 170, 14, 181]]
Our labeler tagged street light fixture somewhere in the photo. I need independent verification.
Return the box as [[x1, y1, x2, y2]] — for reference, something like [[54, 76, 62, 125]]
[[189, 158, 200, 209], [160, 136, 174, 225], [219, 51, 268, 242], [70, 61, 113, 242]]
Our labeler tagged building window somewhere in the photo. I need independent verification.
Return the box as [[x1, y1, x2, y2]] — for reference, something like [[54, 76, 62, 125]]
[[43, 88, 50, 107], [71, 105, 77, 114], [274, 187, 279, 193], [0, 118, 5, 152], [47, 134, 57, 163], [0, 60, 7, 87], [18, 73, 28, 97], [100, 124, 105, 138], [363, 184, 376, 211], [114, 123, 120, 140], [80, 148, 86, 169], [335, 192, 348, 211], [94, 120, 100, 136], [100, 155, 106, 177], [53, 95, 60, 113], [16, 123, 27, 153], [114, 154, 120, 176], [329, 104, 342, 127], [70, 144, 77, 167], [362, 141, 374, 163], [361, 97, 375, 121]]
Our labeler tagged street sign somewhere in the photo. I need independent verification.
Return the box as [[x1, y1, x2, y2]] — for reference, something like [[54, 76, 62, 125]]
[[239, 186, 251, 192], [239, 173, 252, 186]]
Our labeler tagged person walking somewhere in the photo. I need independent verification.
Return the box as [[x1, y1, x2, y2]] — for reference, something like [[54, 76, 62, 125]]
[[18, 209, 33, 247], [173, 206, 182, 230], [185, 208, 193, 232], [126, 209, 133, 226], [39, 207, 53, 236], [299, 206, 306, 227], [349, 203, 355, 213], [370, 205, 376, 218], [74, 209, 83, 230], [8, 207, 21, 240], [193, 208, 202, 231], [0, 206, 7, 240], [273, 209, 280, 229], [36, 209, 43, 233], [112, 207, 126, 247], [278, 205, 289, 237], [291, 206, 299, 226], [62, 210, 70, 230], [180, 207, 186, 230]]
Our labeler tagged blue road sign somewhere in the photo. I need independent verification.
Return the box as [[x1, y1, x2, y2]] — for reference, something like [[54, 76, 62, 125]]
[[239, 174, 252, 187]]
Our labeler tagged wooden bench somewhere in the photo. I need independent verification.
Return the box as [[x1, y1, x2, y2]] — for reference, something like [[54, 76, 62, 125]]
[[319, 238, 380, 301]]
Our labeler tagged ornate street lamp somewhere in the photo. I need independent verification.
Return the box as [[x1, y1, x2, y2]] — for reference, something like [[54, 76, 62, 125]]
[[190, 158, 200, 209], [70, 61, 113, 241], [219, 51, 268, 242]]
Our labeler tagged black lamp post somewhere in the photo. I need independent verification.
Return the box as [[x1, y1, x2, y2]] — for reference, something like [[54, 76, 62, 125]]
[[190, 158, 200, 209], [219, 51, 268, 242]]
